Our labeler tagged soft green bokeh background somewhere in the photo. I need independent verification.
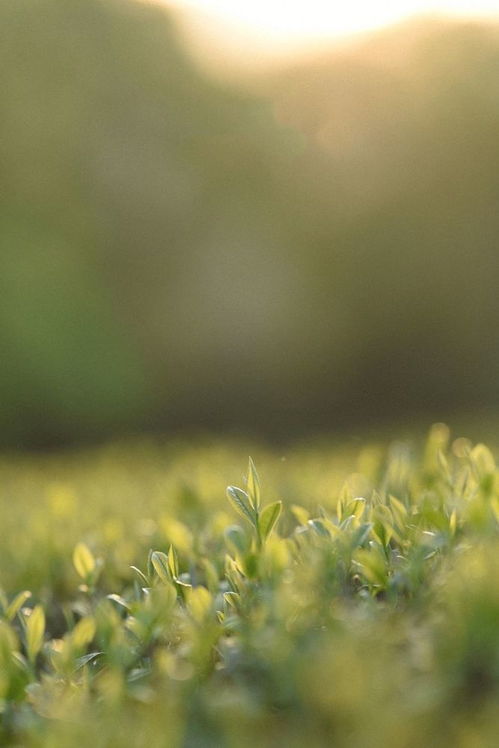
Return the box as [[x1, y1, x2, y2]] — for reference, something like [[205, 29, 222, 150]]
[[2, 0, 499, 446]]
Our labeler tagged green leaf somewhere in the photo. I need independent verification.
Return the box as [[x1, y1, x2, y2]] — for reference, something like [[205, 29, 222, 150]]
[[73, 543, 96, 580], [107, 594, 131, 611], [247, 457, 261, 509], [389, 495, 408, 528], [471, 444, 496, 476], [226, 486, 256, 527], [26, 605, 45, 664], [157, 581, 178, 608], [223, 591, 239, 610], [71, 616, 96, 649], [130, 566, 149, 587], [347, 497, 366, 520], [225, 555, 244, 593], [291, 504, 309, 525], [308, 518, 331, 538], [176, 573, 192, 588], [243, 552, 259, 578], [201, 559, 219, 593], [75, 652, 103, 671], [355, 546, 388, 587], [151, 551, 171, 583], [5, 590, 31, 622], [168, 545, 179, 580], [224, 525, 250, 556], [259, 501, 282, 541], [349, 522, 373, 550], [186, 587, 212, 624]]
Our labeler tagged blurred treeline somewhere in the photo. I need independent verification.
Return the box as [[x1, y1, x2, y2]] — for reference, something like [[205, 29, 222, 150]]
[[2, 0, 499, 447]]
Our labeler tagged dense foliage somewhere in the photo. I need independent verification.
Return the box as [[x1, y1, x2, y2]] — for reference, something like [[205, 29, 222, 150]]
[[1, 425, 499, 745]]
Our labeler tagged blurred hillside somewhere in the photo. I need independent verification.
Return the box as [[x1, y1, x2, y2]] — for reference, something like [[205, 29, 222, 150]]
[[1, 1, 499, 447]]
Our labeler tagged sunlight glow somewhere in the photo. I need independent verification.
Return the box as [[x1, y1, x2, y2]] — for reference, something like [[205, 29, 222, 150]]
[[169, 0, 499, 43]]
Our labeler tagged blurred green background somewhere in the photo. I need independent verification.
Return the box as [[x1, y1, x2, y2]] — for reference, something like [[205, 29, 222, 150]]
[[2, 0, 499, 448]]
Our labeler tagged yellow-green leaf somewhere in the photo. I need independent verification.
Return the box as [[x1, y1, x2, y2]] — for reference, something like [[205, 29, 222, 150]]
[[71, 616, 96, 650], [151, 551, 171, 583], [5, 590, 31, 622], [73, 543, 96, 580], [471, 444, 496, 476], [291, 504, 309, 526], [259, 501, 282, 541], [224, 525, 250, 556], [168, 545, 179, 580], [26, 605, 45, 663], [247, 457, 261, 509], [187, 587, 212, 624], [226, 486, 256, 527]]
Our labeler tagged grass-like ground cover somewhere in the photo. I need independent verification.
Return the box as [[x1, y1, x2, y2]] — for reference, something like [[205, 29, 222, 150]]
[[0, 424, 499, 746]]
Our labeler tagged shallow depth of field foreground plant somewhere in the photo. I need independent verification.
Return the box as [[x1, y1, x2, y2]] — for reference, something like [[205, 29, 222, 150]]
[[1, 425, 499, 746]]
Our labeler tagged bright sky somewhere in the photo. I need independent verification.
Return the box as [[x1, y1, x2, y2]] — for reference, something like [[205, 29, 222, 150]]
[[168, 0, 499, 44], [158, 0, 499, 73]]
